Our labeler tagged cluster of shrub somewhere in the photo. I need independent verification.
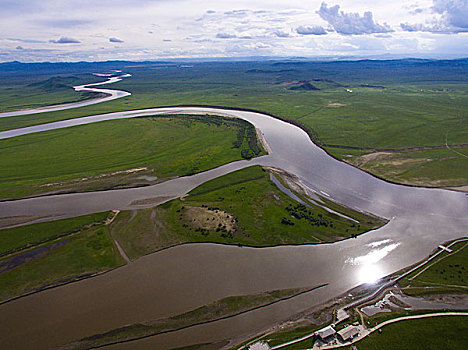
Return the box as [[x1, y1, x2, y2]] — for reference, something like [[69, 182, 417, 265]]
[[157, 113, 262, 162], [283, 204, 332, 227], [201, 204, 220, 211], [435, 264, 465, 282], [178, 205, 236, 239], [231, 119, 262, 159]]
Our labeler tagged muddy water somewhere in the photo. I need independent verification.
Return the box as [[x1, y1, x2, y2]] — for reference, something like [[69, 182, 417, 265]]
[[0, 106, 467, 349]]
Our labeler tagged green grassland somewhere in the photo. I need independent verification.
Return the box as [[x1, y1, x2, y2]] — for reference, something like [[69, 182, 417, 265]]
[[256, 325, 321, 350], [0, 74, 105, 112], [331, 147, 468, 187], [1, 60, 466, 187], [60, 287, 316, 350], [398, 240, 468, 296], [0, 212, 109, 256], [110, 166, 386, 259], [0, 212, 124, 302], [0, 114, 264, 200], [346, 316, 468, 350], [0, 165, 382, 302]]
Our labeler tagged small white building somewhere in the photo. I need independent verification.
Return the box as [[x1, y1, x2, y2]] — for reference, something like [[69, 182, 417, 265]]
[[336, 308, 350, 323], [315, 325, 336, 341], [337, 325, 359, 342], [248, 341, 271, 350]]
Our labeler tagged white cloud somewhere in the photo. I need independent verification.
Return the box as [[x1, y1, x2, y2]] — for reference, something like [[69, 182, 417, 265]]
[[317, 2, 393, 35], [401, 0, 468, 33], [274, 30, 291, 38], [433, 0, 468, 30], [216, 33, 237, 39], [296, 25, 327, 35], [0, 0, 466, 61], [49, 36, 81, 44]]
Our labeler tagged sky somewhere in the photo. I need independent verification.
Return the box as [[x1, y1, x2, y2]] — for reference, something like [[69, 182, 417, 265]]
[[0, 0, 467, 62]]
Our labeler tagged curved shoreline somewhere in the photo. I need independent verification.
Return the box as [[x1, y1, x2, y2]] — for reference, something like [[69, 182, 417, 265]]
[[1, 102, 464, 193], [0, 79, 467, 350], [72, 284, 329, 350]]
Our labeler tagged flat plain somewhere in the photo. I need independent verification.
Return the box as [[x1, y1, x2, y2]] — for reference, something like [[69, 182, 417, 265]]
[[1, 59, 466, 188]]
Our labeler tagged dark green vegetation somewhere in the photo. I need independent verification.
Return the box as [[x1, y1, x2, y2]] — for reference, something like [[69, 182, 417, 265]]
[[1, 59, 466, 187], [398, 240, 468, 296], [0, 114, 264, 200], [110, 166, 386, 260], [0, 212, 124, 302], [346, 316, 468, 350], [60, 287, 316, 350], [0, 73, 105, 112], [0, 212, 108, 256]]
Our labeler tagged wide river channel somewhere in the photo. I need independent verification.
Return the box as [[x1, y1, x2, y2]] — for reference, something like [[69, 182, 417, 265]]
[[0, 80, 467, 349]]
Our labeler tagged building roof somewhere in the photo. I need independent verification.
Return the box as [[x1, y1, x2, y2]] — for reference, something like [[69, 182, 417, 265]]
[[316, 325, 336, 339], [337, 326, 359, 341], [248, 341, 271, 350], [336, 308, 350, 323]]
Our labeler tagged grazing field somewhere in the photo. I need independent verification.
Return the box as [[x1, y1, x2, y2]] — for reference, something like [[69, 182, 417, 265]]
[[0, 212, 109, 256], [345, 316, 468, 350], [1, 59, 466, 187], [256, 325, 322, 349], [0, 114, 264, 200], [398, 240, 468, 296], [0, 73, 104, 112], [0, 212, 124, 302], [110, 166, 386, 259], [60, 287, 319, 350]]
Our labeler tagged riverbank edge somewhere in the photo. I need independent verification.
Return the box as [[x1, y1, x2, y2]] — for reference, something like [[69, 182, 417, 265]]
[[163, 104, 466, 193], [61, 284, 329, 350], [2, 103, 465, 193], [0, 166, 388, 306], [230, 236, 468, 349]]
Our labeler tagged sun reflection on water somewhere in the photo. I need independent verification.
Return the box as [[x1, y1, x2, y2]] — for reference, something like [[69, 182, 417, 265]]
[[346, 240, 400, 284], [357, 264, 384, 284]]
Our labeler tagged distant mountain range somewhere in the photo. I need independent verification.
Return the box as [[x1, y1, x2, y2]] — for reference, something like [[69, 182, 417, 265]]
[[1, 58, 467, 85]]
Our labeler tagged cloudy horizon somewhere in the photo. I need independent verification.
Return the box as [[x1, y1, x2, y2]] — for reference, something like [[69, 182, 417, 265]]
[[1, 0, 467, 62]]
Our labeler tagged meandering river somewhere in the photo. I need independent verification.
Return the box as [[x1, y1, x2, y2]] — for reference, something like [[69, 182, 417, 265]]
[[0, 74, 131, 119], [0, 77, 467, 349]]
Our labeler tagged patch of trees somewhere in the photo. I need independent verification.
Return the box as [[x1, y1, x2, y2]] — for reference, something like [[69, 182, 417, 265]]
[[285, 204, 332, 227], [281, 217, 295, 225], [201, 205, 221, 211], [231, 119, 262, 159]]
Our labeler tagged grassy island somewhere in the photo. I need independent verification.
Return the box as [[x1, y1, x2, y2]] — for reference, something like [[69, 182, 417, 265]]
[[110, 165, 387, 259], [0, 114, 264, 200]]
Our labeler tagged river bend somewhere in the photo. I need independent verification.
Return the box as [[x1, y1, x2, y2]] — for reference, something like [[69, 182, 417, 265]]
[[0, 80, 467, 350]]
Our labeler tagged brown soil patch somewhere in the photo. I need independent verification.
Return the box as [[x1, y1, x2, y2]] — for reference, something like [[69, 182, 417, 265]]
[[445, 185, 468, 193], [0, 215, 58, 229], [278, 81, 300, 86], [130, 196, 174, 206], [352, 152, 393, 166], [183, 206, 237, 232], [383, 158, 432, 166], [255, 128, 271, 154], [264, 166, 307, 196], [327, 102, 346, 107], [40, 167, 150, 188]]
